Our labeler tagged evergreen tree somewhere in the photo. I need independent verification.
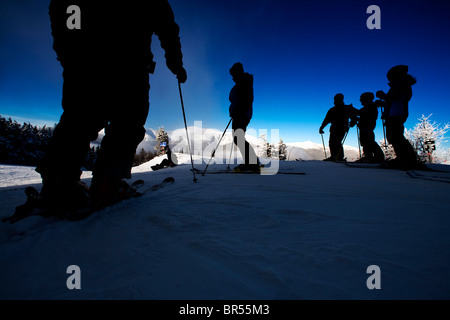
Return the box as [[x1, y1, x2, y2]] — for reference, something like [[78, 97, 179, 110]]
[[278, 138, 287, 160], [133, 148, 156, 166], [155, 126, 169, 155], [259, 133, 271, 158], [405, 114, 450, 164], [0, 115, 53, 165], [379, 140, 396, 161]]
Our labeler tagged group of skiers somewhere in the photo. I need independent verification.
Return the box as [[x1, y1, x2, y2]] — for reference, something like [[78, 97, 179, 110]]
[[33, 0, 419, 216], [319, 65, 418, 168]]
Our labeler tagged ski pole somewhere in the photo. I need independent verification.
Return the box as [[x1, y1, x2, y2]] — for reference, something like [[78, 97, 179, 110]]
[[202, 118, 232, 176], [357, 126, 362, 159], [178, 81, 197, 183], [382, 118, 387, 151], [379, 104, 388, 150], [320, 133, 327, 159], [227, 142, 234, 170]]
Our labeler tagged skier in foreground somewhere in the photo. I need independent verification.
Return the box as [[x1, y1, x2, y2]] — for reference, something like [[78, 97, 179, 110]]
[[376, 65, 419, 169], [319, 94, 358, 161], [228, 62, 261, 172], [35, 1, 187, 215], [355, 92, 385, 163]]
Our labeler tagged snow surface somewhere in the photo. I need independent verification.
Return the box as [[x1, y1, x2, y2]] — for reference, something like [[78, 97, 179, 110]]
[[1, 155, 450, 300]]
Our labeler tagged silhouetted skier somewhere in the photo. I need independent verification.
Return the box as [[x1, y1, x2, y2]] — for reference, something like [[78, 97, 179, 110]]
[[376, 65, 418, 168], [36, 1, 187, 212], [319, 94, 358, 161], [152, 146, 177, 171], [356, 92, 385, 163], [228, 62, 260, 172]]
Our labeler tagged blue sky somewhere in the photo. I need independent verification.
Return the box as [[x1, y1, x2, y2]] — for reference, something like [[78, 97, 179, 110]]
[[1, 0, 449, 149]]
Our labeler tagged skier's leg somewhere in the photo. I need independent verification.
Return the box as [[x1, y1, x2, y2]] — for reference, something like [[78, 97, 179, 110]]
[[232, 118, 259, 168], [90, 71, 150, 204], [329, 130, 346, 160], [386, 117, 411, 163], [328, 132, 337, 160], [359, 129, 371, 159], [36, 66, 106, 208], [233, 126, 247, 166], [371, 130, 385, 162]]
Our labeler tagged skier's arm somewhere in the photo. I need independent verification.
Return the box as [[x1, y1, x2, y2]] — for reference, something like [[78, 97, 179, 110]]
[[49, 1, 71, 67], [349, 104, 359, 127], [376, 90, 388, 101], [319, 111, 331, 133], [153, 0, 186, 83]]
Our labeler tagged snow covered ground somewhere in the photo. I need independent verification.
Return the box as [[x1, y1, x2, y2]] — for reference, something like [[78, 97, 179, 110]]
[[1, 154, 450, 300]]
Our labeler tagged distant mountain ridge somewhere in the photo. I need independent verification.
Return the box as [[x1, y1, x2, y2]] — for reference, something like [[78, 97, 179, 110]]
[[123, 126, 360, 161]]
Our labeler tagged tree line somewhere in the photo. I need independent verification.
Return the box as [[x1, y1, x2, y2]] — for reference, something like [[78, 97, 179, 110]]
[[0, 115, 156, 169]]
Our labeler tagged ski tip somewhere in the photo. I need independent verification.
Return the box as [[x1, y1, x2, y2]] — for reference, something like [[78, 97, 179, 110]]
[[1, 217, 11, 223], [131, 179, 145, 186]]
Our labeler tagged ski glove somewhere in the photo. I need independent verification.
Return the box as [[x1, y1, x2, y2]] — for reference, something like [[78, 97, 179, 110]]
[[376, 90, 387, 100], [319, 127, 325, 134], [176, 67, 187, 84]]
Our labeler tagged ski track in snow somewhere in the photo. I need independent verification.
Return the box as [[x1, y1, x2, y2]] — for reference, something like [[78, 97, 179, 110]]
[[1, 155, 450, 299]]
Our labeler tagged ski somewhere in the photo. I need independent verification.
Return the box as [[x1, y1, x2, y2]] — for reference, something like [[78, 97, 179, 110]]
[[65, 179, 147, 222], [343, 162, 381, 169], [146, 176, 175, 191], [342, 161, 443, 172], [2, 177, 174, 224]]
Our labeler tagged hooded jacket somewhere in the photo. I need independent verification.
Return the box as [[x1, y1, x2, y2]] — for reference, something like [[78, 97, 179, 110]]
[[380, 65, 416, 120], [384, 79, 415, 119], [229, 72, 254, 120]]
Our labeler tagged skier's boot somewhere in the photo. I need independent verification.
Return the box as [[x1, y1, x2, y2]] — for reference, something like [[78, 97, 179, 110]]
[[381, 157, 424, 170], [355, 156, 371, 163], [233, 163, 264, 173], [89, 177, 137, 209], [39, 180, 91, 216]]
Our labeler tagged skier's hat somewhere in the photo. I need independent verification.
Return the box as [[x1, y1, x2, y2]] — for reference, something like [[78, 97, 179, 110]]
[[334, 93, 344, 103], [387, 65, 408, 81], [230, 62, 244, 77], [360, 92, 374, 101]]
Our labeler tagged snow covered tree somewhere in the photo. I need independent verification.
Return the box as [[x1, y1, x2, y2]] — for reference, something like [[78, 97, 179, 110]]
[[379, 140, 395, 161], [278, 139, 287, 160], [405, 114, 450, 164], [154, 126, 169, 155], [266, 142, 272, 158], [259, 133, 272, 158]]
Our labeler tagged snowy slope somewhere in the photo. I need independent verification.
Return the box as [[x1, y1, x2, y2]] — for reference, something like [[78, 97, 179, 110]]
[[1, 157, 450, 300]]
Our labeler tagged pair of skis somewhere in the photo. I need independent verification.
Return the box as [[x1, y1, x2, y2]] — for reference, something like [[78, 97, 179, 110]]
[[341, 160, 450, 183], [2, 177, 175, 224]]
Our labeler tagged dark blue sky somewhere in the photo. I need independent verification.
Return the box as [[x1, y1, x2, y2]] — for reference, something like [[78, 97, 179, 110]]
[[1, 0, 449, 149]]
